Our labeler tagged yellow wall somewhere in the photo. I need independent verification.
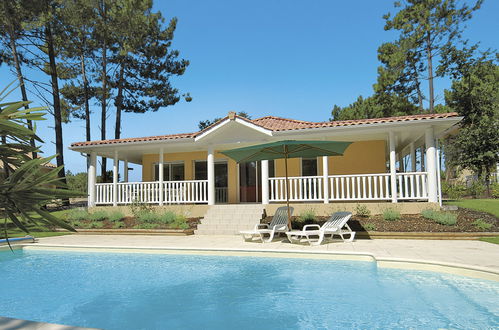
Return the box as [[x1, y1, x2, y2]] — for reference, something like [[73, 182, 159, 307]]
[[141, 141, 386, 203], [321, 140, 386, 175], [142, 151, 239, 203]]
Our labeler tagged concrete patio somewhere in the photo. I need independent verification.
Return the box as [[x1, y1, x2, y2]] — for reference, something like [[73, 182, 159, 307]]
[[31, 234, 499, 276]]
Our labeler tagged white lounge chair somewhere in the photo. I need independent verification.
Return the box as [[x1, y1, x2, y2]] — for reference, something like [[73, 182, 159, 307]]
[[286, 211, 355, 245], [240, 206, 293, 243]]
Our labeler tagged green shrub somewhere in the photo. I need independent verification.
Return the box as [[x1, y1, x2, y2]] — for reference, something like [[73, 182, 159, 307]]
[[298, 209, 317, 222], [88, 210, 108, 221], [421, 209, 457, 226], [70, 220, 84, 228], [490, 183, 499, 199], [88, 221, 104, 229], [67, 208, 89, 221], [157, 211, 177, 225], [382, 208, 401, 221], [170, 215, 189, 229], [472, 219, 493, 231], [364, 223, 377, 231], [434, 213, 457, 226], [441, 181, 466, 200], [112, 222, 125, 229], [136, 210, 159, 223], [108, 211, 125, 222], [468, 180, 486, 199], [355, 204, 371, 218]]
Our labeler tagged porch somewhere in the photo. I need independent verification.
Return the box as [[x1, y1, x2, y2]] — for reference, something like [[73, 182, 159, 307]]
[[93, 171, 431, 205], [71, 112, 461, 207]]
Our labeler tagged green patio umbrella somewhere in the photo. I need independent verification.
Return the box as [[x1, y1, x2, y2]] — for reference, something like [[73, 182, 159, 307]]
[[220, 140, 352, 228]]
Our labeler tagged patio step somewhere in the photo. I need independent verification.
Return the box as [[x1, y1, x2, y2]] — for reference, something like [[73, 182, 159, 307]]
[[194, 204, 264, 235]]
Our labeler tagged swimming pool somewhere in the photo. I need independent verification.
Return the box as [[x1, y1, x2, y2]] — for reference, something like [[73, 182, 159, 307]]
[[0, 249, 498, 329]]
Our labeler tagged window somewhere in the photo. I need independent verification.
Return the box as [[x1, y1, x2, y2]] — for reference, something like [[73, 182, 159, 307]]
[[269, 160, 275, 177], [301, 158, 318, 176], [153, 162, 184, 181], [194, 161, 228, 187]]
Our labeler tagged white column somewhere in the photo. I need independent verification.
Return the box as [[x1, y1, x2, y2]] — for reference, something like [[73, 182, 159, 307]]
[[88, 151, 97, 208], [425, 127, 438, 203], [322, 156, 329, 203], [410, 142, 416, 172], [207, 147, 215, 205], [159, 148, 164, 206], [113, 151, 118, 206], [389, 131, 397, 203], [261, 160, 269, 205], [124, 159, 129, 182]]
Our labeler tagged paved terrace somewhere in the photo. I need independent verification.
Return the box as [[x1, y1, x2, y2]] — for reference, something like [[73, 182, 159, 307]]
[[34, 234, 499, 273]]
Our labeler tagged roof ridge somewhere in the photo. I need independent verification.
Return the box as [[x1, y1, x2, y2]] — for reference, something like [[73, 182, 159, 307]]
[[252, 115, 319, 124]]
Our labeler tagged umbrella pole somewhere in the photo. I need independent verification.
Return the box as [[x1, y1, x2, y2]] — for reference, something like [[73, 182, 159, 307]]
[[284, 151, 291, 229]]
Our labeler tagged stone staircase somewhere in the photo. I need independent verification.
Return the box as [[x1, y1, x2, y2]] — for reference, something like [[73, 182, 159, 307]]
[[194, 204, 265, 235]]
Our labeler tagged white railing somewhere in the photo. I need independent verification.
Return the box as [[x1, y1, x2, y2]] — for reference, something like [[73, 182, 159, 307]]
[[269, 176, 323, 202], [215, 187, 228, 203], [95, 180, 208, 205], [395, 172, 428, 200], [268, 172, 429, 202], [329, 173, 391, 201]]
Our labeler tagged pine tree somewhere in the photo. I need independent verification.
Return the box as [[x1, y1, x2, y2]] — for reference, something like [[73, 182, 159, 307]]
[[383, 0, 482, 112]]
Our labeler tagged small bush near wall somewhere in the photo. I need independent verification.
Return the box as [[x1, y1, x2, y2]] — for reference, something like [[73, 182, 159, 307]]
[[67, 208, 90, 221], [108, 211, 125, 222], [298, 209, 317, 222], [88, 210, 109, 221], [471, 219, 493, 230], [421, 209, 457, 226], [355, 204, 371, 218], [382, 208, 401, 221]]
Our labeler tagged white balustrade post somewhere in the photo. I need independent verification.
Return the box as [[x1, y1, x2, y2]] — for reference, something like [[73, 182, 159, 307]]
[[261, 160, 269, 205], [113, 151, 118, 206], [410, 142, 416, 172], [88, 151, 97, 208], [322, 156, 329, 203], [425, 127, 438, 203], [389, 131, 397, 203], [207, 147, 215, 205], [124, 159, 129, 182], [159, 148, 164, 206]]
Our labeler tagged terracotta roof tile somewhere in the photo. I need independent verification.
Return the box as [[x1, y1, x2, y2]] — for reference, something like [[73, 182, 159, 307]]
[[70, 112, 460, 148]]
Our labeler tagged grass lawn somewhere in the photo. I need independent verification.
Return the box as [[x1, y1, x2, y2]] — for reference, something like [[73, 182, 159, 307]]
[[1, 209, 74, 239], [445, 199, 499, 218], [479, 236, 499, 245]]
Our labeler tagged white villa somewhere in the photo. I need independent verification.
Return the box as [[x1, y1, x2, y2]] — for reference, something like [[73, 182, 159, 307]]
[[70, 112, 461, 211]]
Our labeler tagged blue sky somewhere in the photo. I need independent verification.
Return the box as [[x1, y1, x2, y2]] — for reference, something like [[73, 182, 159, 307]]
[[1, 0, 497, 181]]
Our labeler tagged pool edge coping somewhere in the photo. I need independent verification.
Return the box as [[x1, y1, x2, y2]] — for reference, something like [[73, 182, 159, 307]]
[[2, 243, 498, 282]]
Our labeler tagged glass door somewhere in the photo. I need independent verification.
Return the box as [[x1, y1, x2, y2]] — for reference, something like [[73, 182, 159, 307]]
[[239, 161, 260, 203]]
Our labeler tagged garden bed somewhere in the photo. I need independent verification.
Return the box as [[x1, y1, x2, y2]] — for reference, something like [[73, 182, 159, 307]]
[[266, 207, 498, 233], [66, 208, 201, 231]]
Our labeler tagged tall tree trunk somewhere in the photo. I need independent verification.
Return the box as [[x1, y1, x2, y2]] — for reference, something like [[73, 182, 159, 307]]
[[114, 63, 125, 140], [45, 20, 69, 205], [415, 78, 424, 113], [4, 7, 37, 159], [426, 32, 434, 113], [100, 2, 108, 183], [80, 54, 91, 168]]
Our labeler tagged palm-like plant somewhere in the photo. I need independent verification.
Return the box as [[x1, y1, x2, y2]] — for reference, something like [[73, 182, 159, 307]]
[[1, 83, 79, 236]]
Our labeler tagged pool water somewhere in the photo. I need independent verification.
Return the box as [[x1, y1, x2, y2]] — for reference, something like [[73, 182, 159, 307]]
[[0, 249, 498, 329]]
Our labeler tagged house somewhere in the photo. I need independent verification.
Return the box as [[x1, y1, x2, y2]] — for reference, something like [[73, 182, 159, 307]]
[[69, 111, 462, 214]]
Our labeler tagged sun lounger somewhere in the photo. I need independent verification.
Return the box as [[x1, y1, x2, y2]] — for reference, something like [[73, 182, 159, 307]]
[[240, 206, 293, 243], [286, 211, 355, 245]]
